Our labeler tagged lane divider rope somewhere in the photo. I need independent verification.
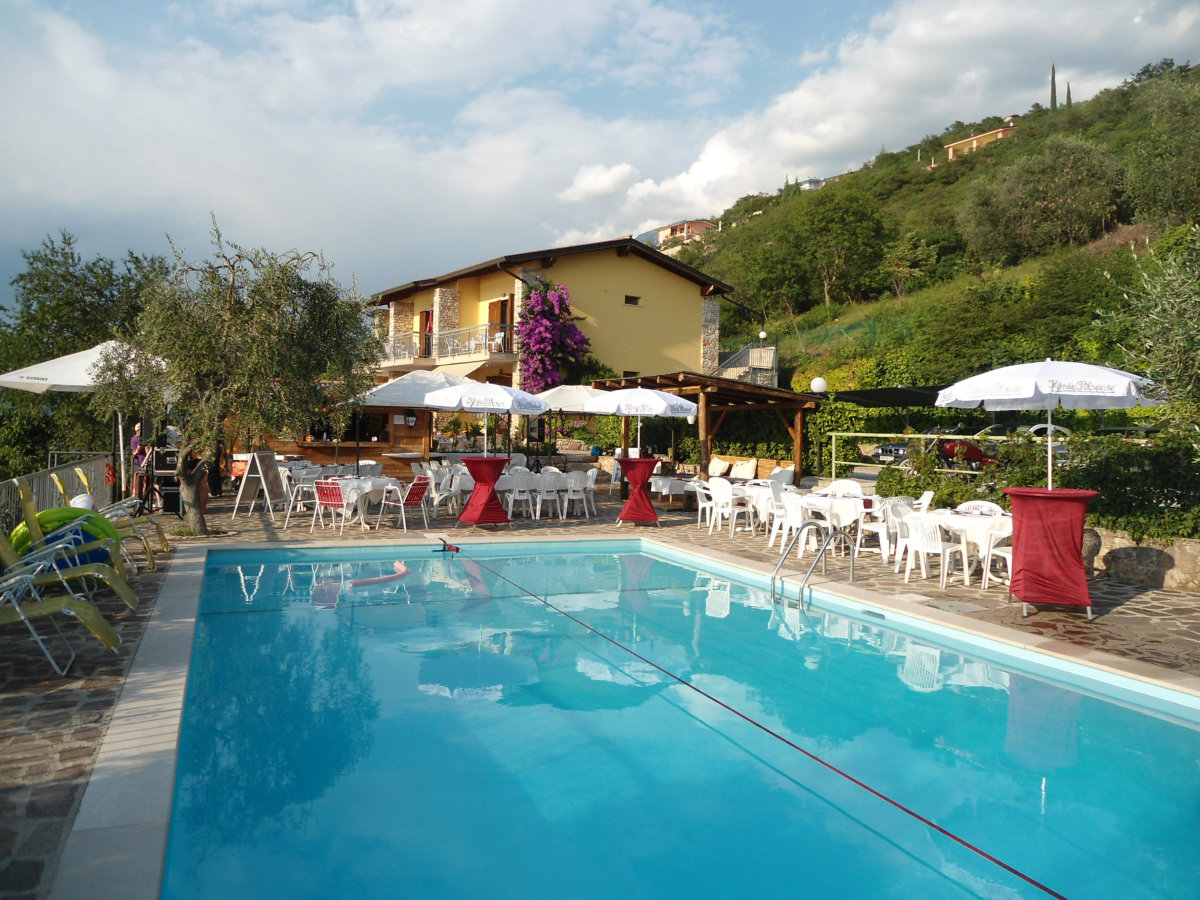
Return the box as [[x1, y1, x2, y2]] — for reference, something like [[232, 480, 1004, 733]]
[[449, 546, 1067, 900]]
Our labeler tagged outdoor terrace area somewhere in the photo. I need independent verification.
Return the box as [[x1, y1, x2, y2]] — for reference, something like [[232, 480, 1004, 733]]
[[3, 473, 1200, 897]]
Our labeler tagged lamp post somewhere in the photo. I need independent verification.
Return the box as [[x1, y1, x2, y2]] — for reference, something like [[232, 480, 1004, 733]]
[[809, 377, 827, 475]]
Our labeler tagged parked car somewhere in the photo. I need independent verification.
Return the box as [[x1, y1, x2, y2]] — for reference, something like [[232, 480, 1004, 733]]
[[1018, 423, 1072, 438], [973, 424, 1018, 439], [973, 423, 1071, 439], [871, 440, 914, 463]]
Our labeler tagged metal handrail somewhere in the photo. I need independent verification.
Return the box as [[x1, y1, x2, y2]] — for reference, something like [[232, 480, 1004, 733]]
[[771, 520, 855, 608]]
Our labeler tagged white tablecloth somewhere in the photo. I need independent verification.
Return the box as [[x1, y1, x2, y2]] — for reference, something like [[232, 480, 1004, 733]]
[[337, 476, 403, 523], [929, 509, 1012, 557]]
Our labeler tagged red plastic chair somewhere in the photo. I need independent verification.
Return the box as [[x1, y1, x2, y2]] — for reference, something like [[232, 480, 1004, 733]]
[[375, 477, 431, 531], [310, 479, 358, 534]]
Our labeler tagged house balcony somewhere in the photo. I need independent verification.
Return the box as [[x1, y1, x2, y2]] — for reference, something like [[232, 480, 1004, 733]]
[[378, 325, 516, 374]]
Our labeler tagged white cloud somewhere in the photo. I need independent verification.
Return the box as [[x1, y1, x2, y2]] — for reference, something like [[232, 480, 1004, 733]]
[[1, 0, 1198, 305], [563, 0, 1200, 241], [557, 163, 640, 203]]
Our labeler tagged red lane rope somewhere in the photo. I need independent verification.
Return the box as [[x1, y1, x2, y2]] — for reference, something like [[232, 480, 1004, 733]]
[[455, 550, 1068, 900]]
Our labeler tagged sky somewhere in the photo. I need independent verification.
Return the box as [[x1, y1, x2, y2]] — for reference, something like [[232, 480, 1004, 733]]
[[1, 0, 1197, 307]]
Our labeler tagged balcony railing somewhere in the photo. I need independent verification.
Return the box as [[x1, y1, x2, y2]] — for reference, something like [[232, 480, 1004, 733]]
[[709, 344, 778, 387], [381, 325, 514, 365]]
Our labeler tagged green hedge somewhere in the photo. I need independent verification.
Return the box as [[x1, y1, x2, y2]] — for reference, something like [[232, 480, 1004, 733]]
[[875, 433, 1200, 542]]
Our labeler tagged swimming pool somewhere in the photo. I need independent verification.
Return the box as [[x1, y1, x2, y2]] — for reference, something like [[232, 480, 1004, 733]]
[[162, 540, 1200, 899]]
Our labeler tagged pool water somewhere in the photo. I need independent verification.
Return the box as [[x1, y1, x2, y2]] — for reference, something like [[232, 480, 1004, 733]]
[[162, 542, 1200, 899]]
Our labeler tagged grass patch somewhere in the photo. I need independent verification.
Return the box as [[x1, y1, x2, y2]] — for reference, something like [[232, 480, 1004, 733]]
[[167, 525, 230, 538]]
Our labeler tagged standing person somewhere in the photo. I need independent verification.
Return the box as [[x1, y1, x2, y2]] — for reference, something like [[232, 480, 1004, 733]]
[[130, 423, 147, 467], [208, 440, 227, 497]]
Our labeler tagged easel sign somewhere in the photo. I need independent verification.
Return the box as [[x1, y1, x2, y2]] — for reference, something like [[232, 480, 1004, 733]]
[[231, 451, 287, 520]]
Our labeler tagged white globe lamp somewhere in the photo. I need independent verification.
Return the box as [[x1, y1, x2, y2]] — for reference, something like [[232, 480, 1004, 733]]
[[810, 376, 828, 393]]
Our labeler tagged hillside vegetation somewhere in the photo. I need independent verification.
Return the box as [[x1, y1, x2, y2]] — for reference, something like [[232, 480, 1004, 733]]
[[674, 59, 1199, 414], [661, 61, 1200, 539]]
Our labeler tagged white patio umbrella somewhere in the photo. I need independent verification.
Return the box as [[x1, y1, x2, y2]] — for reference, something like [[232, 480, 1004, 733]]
[[534, 384, 607, 413], [935, 359, 1162, 489], [356, 369, 473, 408], [0, 340, 144, 491], [423, 382, 548, 456], [583, 387, 698, 451], [535, 384, 607, 452], [0, 340, 129, 394]]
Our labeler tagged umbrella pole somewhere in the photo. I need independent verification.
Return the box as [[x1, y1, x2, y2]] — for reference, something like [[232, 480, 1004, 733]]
[[117, 412, 127, 498], [1046, 409, 1054, 490]]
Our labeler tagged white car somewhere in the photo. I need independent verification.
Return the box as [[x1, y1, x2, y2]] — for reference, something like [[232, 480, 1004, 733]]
[[1018, 423, 1071, 438]]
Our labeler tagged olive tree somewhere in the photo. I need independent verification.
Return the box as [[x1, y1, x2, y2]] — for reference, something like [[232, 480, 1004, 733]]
[[1125, 72, 1200, 226], [1104, 226, 1200, 424], [93, 226, 381, 534], [0, 232, 164, 479], [958, 136, 1122, 263]]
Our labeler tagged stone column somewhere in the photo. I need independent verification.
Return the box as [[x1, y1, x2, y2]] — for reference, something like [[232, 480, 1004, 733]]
[[701, 296, 720, 373]]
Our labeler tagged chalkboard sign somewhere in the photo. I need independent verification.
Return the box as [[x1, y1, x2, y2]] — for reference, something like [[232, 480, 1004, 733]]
[[231, 451, 287, 520]]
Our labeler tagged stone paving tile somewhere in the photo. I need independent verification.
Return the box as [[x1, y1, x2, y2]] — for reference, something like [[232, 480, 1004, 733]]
[[4, 485, 1200, 898]]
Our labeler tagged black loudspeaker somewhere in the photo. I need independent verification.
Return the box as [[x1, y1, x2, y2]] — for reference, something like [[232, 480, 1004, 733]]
[[159, 487, 181, 516], [527, 416, 546, 443], [152, 448, 179, 473]]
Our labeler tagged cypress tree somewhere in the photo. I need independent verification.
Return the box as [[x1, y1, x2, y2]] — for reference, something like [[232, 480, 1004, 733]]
[[1066, 82, 1072, 108], [1051, 64, 1058, 110]]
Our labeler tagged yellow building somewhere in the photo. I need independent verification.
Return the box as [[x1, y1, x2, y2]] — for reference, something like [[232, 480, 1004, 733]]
[[368, 237, 733, 387]]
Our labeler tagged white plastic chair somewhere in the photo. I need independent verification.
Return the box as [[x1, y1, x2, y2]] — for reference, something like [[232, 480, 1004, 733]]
[[855, 496, 913, 562], [427, 468, 460, 519], [902, 512, 970, 588], [282, 467, 321, 529], [561, 471, 590, 518], [533, 472, 564, 520], [707, 477, 753, 537], [584, 468, 599, 515], [608, 459, 623, 492], [506, 472, 536, 518], [768, 490, 806, 550], [913, 490, 935, 512], [982, 530, 1014, 591], [691, 481, 716, 530]]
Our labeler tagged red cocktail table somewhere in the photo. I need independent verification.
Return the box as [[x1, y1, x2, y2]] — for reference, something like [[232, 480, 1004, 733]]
[[459, 456, 510, 528], [616, 457, 661, 526], [1003, 487, 1099, 619]]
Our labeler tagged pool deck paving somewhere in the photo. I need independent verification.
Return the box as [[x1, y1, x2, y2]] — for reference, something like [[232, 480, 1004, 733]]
[[4, 483, 1200, 898]]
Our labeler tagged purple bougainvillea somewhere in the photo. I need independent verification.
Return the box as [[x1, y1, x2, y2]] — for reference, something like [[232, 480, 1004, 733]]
[[513, 277, 590, 394]]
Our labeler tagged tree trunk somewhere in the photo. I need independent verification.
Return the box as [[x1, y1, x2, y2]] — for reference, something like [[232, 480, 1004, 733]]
[[176, 453, 209, 535]]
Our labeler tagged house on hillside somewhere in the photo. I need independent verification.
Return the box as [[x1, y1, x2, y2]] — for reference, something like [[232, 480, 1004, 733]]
[[654, 219, 715, 252], [368, 237, 733, 388], [928, 120, 1019, 168], [944, 125, 1017, 161]]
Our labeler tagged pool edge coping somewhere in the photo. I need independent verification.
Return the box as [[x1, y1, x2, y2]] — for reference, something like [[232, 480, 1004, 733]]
[[48, 533, 1200, 899]]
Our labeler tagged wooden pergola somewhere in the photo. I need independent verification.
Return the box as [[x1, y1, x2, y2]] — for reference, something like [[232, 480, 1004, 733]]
[[590, 371, 822, 479]]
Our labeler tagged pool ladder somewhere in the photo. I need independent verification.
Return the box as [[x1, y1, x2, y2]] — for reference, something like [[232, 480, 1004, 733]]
[[770, 520, 856, 609]]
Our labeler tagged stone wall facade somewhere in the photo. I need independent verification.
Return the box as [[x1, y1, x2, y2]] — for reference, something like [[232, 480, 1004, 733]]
[[433, 286, 459, 333], [1089, 528, 1200, 593]]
